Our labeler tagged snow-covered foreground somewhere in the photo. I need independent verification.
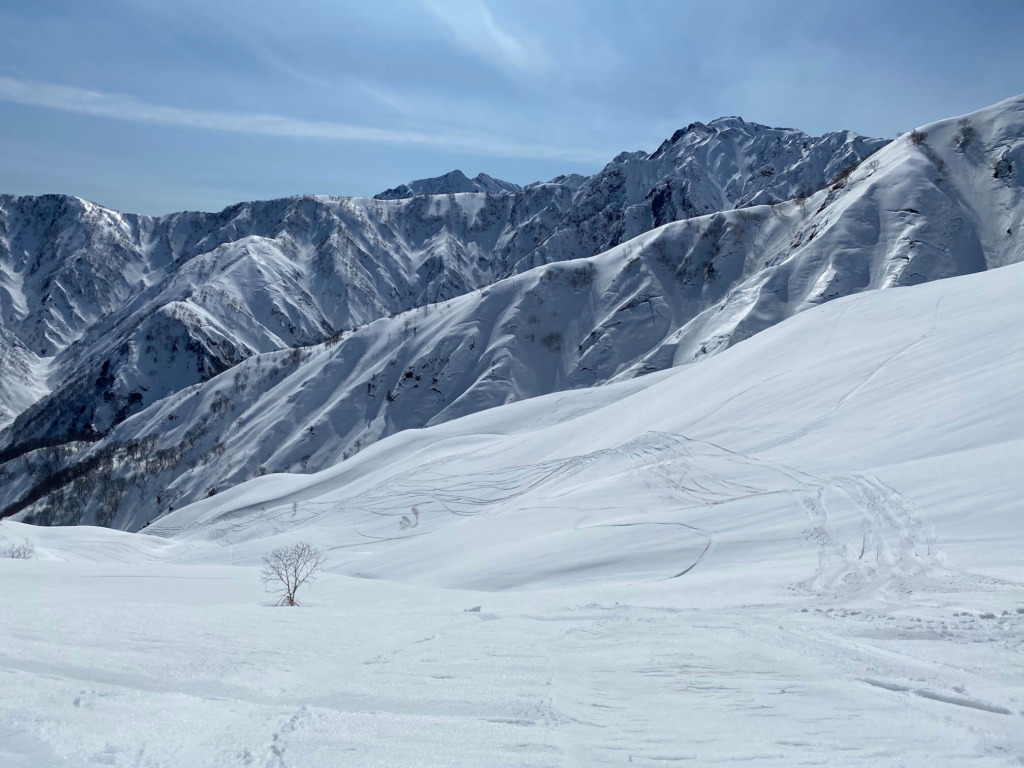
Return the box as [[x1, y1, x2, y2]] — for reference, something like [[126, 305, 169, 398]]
[[1, 556, 1021, 767], [2, 261, 1024, 765]]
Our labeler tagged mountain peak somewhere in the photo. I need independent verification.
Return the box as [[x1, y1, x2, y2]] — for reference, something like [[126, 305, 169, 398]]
[[707, 115, 748, 128], [374, 170, 521, 200]]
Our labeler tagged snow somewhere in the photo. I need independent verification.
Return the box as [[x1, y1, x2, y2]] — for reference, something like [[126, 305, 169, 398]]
[[2, 258, 1023, 765], [7, 94, 1021, 527], [2, 93, 1024, 764], [66, 89, 1022, 526], [2, 555, 1019, 767]]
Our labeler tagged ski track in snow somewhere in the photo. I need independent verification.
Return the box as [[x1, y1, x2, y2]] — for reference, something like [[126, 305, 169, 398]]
[[149, 430, 940, 596], [7, 436, 1008, 765]]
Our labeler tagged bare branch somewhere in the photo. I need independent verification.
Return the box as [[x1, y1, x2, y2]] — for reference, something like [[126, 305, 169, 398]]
[[261, 540, 325, 606], [3, 540, 35, 559]]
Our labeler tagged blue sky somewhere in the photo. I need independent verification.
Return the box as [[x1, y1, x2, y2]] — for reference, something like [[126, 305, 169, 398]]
[[1, 0, 1021, 214]]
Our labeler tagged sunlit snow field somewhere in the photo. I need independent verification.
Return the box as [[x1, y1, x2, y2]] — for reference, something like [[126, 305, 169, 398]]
[[2, 261, 1023, 766]]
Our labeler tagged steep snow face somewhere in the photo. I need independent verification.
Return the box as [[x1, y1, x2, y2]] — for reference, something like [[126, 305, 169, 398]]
[[375, 120, 890, 275], [0, 192, 521, 448], [552, 119, 887, 263], [374, 170, 522, 199], [0, 327, 48, 430], [0, 195, 159, 357], [3, 96, 1023, 528], [647, 118, 879, 207]]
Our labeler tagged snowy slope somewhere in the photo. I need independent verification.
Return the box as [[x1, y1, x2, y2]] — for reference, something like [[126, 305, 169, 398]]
[[142, 257, 1024, 590], [1, 259, 1021, 767]]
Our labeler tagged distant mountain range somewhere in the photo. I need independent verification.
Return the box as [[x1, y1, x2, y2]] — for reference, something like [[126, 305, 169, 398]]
[[1, 95, 1021, 528]]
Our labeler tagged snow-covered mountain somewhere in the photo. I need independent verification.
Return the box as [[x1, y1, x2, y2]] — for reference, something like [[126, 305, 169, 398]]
[[2, 97, 1024, 767], [2, 95, 1022, 528], [374, 169, 522, 199], [0, 117, 885, 440]]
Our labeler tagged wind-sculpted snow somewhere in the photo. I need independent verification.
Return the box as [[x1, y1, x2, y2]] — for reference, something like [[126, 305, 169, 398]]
[[2, 95, 1023, 527], [147, 433, 938, 592]]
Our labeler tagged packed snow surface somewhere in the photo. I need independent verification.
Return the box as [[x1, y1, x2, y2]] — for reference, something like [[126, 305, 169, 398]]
[[2, 261, 1022, 765]]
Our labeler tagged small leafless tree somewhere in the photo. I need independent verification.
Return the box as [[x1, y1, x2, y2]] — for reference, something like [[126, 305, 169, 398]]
[[261, 541, 325, 606], [3, 540, 35, 559], [908, 129, 927, 146], [953, 118, 975, 149]]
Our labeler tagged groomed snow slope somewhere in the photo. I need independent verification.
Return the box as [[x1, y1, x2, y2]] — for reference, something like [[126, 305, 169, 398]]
[[2, 260, 1020, 766]]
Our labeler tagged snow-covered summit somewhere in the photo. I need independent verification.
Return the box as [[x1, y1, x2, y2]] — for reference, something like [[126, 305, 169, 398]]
[[643, 115, 885, 210], [374, 170, 522, 199]]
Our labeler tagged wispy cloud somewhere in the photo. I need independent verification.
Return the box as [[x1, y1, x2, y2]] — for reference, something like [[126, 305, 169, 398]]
[[0, 76, 605, 163], [421, 0, 547, 75]]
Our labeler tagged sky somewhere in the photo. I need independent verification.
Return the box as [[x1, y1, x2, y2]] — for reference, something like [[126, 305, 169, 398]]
[[1, 0, 1022, 215]]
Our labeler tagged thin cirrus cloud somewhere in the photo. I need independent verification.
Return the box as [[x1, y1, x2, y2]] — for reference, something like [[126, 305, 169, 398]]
[[0, 76, 605, 163], [420, 0, 547, 75]]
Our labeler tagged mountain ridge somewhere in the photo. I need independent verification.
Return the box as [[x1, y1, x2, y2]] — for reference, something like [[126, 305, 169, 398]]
[[2, 95, 1021, 528]]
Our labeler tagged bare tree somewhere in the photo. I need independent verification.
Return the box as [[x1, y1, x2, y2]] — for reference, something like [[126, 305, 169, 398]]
[[3, 540, 35, 559], [96, 476, 126, 527], [953, 117, 975, 149], [261, 541, 325, 606]]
